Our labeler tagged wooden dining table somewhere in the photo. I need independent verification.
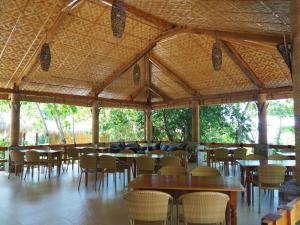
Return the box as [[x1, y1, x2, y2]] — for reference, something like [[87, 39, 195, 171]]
[[21, 149, 64, 179], [75, 146, 110, 153], [238, 160, 296, 206], [277, 151, 296, 159], [128, 174, 244, 225], [89, 152, 164, 183]]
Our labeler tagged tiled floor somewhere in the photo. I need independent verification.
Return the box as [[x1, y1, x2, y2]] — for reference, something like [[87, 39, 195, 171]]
[[0, 163, 281, 225]]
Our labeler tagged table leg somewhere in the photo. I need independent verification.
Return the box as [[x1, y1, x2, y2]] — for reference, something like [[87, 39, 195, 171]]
[[58, 153, 61, 175], [240, 166, 245, 198], [230, 192, 237, 225], [48, 161, 51, 179], [133, 160, 137, 178], [246, 168, 251, 206], [127, 158, 131, 183]]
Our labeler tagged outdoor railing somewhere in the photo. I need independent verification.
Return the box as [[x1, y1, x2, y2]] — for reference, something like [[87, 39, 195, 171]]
[[261, 197, 300, 225]]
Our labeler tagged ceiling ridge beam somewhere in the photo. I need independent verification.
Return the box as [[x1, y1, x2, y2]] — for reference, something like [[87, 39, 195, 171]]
[[100, 0, 174, 30], [149, 53, 202, 98], [13, 0, 85, 87], [221, 40, 265, 89]]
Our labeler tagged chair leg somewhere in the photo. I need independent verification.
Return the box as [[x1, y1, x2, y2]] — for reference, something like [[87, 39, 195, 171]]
[[123, 171, 125, 187], [114, 173, 117, 192], [94, 172, 97, 191], [252, 184, 254, 206], [78, 171, 83, 191], [38, 165, 40, 181], [24, 165, 30, 180], [31, 166, 34, 180], [107, 173, 109, 188]]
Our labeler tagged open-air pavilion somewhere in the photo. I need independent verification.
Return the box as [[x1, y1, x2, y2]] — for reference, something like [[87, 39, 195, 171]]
[[1, 1, 300, 225]]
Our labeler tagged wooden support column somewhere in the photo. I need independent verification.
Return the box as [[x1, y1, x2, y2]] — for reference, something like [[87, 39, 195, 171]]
[[10, 92, 20, 147], [144, 107, 152, 142], [92, 102, 100, 145], [292, 0, 300, 185], [192, 101, 200, 143]]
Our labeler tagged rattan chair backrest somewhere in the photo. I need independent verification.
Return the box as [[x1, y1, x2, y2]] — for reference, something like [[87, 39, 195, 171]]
[[159, 166, 187, 176], [124, 191, 172, 222], [136, 156, 155, 174], [233, 148, 247, 160], [214, 148, 229, 160], [120, 149, 135, 154], [246, 154, 267, 160], [268, 154, 289, 160], [179, 192, 229, 224], [10, 150, 24, 163], [171, 150, 188, 159], [257, 164, 286, 186], [79, 154, 97, 170], [160, 156, 181, 167], [25, 151, 40, 163], [99, 155, 117, 170], [66, 147, 79, 158], [190, 166, 221, 177], [149, 150, 167, 155], [82, 147, 97, 154]]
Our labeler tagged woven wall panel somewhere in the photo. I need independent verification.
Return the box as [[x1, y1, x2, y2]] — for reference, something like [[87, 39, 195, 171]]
[[233, 43, 291, 88], [126, 0, 290, 35], [153, 33, 254, 96]]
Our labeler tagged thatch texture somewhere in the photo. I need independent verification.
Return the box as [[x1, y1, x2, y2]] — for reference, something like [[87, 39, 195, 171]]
[[0, 0, 292, 108]]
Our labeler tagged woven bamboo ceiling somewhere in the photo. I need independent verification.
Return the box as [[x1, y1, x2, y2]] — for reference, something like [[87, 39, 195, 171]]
[[0, 0, 292, 109]]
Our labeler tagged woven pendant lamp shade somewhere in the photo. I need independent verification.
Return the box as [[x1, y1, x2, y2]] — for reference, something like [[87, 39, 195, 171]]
[[277, 42, 293, 74], [212, 40, 222, 71], [111, 0, 126, 38], [40, 43, 51, 72], [133, 64, 141, 86]]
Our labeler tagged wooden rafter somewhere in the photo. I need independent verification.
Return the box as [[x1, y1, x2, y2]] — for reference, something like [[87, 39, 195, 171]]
[[149, 53, 201, 97], [149, 84, 172, 100], [100, 0, 173, 30], [127, 84, 147, 101], [144, 54, 151, 103], [11, 0, 84, 88], [221, 41, 265, 89]]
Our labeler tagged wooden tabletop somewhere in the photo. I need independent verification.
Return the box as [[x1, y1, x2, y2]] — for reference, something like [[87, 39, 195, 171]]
[[278, 152, 296, 157], [128, 174, 244, 192], [89, 152, 164, 159], [20, 149, 64, 154], [201, 147, 238, 152], [238, 160, 295, 167]]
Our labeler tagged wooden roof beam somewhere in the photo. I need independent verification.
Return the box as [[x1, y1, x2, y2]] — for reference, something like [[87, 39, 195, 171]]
[[149, 53, 201, 98], [221, 41, 265, 89], [12, 0, 85, 88], [127, 84, 147, 101], [149, 84, 172, 101], [100, 0, 174, 30]]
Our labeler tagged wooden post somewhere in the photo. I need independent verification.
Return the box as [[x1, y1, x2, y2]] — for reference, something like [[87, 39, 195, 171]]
[[292, 0, 300, 185], [192, 101, 200, 143], [145, 106, 152, 142], [10, 92, 20, 147], [92, 102, 100, 145], [257, 93, 268, 144]]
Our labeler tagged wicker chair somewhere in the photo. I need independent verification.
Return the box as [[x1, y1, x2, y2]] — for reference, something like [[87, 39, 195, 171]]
[[246, 154, 267, 160], [268, 154, 289, 160], [178, 192, 229, 225], [78, 154, 99, 191], [159, 166, 187, 176], [256, 165, 286, 213], [99, 155, 125, 191], [170, 150, 189, 167], [8, 150, 25, 179], [232, 148, 247, 175], [136, 156, 155, 175], [214, 148, 229, 174], [124, 190, 173, 225], [24, 151, 47, 181], [81, 147, 97, 154], [119, 149, 135, 174], [65, 147, 79, 172], [190, 166, 221, 177], [160, 156, 181, 167]]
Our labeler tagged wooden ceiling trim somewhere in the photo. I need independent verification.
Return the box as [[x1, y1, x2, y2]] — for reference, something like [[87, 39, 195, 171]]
[[149, 53, 201, 97], [13, 0, 85, 88], [149, 84, 172, 101], [100, 0, 174, 30], [127, 84, 147, 101], [222, 41, 265, 89]]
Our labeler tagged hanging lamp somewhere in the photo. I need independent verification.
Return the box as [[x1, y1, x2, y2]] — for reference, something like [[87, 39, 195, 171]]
[[212, 40, 222, 71], [133, 64, 141, 86], [40, 43, 51, 72], [111, 0, 126, 38]]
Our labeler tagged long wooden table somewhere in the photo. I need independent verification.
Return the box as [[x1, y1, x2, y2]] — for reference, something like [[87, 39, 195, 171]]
[[238, 160, 296, 206], [21, 149, 64, 179], [128, 174, 244, 225], [278, 152, 296, 159], [89, 153, 164, 183]]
